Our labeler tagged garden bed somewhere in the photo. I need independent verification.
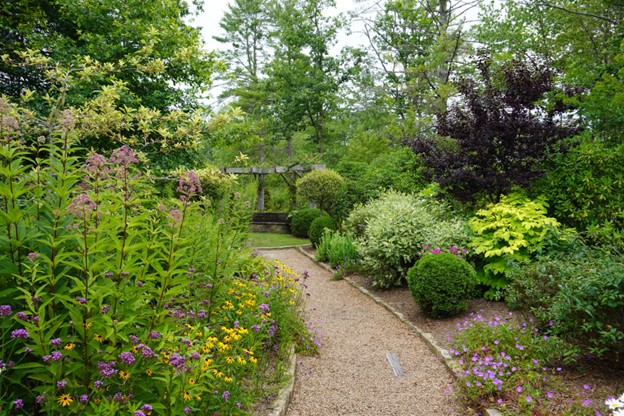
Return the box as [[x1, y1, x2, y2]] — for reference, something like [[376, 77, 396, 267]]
[[301, 247, 624, 415]]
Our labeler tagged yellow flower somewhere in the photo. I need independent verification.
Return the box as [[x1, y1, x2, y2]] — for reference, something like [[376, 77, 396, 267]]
[[146, 369, 153, 376], [188, 378, 196, 385], [224, 376, 233, 383], [237, 357, 247, 365], [64, 343, 75, 350], [119, 371, 130, 380], [225, 356, 234, 364], [183, 391, 191, 401], [94, 334, 104, 343], [83, 321, 92, 329], [58, 394, 73, 407], [249, 356, 258, 364]]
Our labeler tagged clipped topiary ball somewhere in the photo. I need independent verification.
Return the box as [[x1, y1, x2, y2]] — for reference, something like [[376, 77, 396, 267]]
[[289, 208, 323, 238], [308, 215, 337, 247], [407, 253, 476, 318]]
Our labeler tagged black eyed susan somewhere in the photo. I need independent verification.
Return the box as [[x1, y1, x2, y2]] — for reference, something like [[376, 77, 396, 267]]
[[58, 394, 73, 407]]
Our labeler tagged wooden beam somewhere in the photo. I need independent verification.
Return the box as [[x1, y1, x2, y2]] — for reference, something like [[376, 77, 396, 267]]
[[221, 165, 325, 175]]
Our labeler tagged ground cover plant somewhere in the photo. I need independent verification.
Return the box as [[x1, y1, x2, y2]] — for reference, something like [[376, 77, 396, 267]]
[[315, 230, 360, 272], [0, 97, 318, 415], [450, 313, 618, 415]]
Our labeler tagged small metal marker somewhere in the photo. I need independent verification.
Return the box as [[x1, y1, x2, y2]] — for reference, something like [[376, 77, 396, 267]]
[[386, 352, 404, 378]]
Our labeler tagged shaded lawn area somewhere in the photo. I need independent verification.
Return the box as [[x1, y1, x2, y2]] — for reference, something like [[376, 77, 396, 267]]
[[247, 232, 310, 248]]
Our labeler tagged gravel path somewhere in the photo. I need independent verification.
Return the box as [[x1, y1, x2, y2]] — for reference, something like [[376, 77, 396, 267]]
[[260, 248, 461, 416]]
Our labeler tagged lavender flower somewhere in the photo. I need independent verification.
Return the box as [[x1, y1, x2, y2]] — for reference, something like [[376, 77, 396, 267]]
[[0, 305, 11, 316], [11, 329, 29, 339]]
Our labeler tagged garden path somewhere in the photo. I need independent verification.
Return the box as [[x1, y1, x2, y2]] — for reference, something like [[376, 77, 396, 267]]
[[259, 248, 461, 416]]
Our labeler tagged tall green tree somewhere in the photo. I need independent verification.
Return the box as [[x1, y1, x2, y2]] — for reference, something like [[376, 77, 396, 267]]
[[360, 0, 470, 124]]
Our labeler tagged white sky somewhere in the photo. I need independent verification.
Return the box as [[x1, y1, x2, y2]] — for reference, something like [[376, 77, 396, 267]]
[[193, 0, 367, 53]]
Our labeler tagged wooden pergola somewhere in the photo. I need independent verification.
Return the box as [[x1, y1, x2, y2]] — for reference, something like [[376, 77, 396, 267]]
[[222, 164, 326, 211]]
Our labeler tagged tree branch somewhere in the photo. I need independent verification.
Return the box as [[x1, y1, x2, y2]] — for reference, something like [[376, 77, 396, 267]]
[[537, 2, 618, 25]]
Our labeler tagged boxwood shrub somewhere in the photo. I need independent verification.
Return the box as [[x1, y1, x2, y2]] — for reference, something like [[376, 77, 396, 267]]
[[407, 253, 477, 318], [289, 208, 324, 238], [308, 215, 338, 247]]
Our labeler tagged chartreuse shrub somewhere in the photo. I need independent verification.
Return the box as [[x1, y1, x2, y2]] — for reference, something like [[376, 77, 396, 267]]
[[506, 247, 624, 360], [345, 190, 469, 288], [451, 314, 606, 415], [308, 216, 337, 247], [289, 208, 324, 238], [316, 230, 360, 270], [469, 193, 573, 299], [407, 253, 476, 318], [0, 98, 319, 415]]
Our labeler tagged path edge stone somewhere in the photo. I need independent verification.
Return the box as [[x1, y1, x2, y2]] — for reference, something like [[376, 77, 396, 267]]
[[295, 246, 501, 416]]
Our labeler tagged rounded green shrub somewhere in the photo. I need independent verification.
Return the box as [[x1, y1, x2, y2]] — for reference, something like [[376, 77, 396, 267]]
[[289, 208, 323, 238], [407, 253, 476, 318], [296, 169, 345, 214], [309, 215, 337, 247]]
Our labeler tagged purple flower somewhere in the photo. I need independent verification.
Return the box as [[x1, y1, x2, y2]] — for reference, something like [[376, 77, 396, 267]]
[[582, 399, 591, 406], [80, 394, 88, 404], [119, 351, 136, 365], [67, 194, 97, 217], [0, 305, 12, 316], [101, 305, 110, 314], [516, 386, 523, 393], [222, 391, 230, 401], [57, 380, 67, 389], [14, 399, 23, 409], [50, 338, 62, 345], [43, 355, 51, 362], [97, 361, 118, 378], [51, 351, 62, 361], [525, 396, 532, 403], [546, 391, 553, 399], [176, 171, 203, 201], [94, 380, 104, 389], [75, 297, 87, 304], [16, 311, 27, 320], [259, 304, 270, 313], [11, 329, 29, 339], [183, 407, 190, 414], [129, 335, 139, 344], [141, 404, 153, 413], [110, 145, 139, 168], [148, 331, 161, 339], [135, 412, 146, 416], [35, 394, 46, 404]]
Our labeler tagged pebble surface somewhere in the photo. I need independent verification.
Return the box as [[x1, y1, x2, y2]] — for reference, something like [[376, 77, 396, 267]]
[[260, 248, 461, 416]]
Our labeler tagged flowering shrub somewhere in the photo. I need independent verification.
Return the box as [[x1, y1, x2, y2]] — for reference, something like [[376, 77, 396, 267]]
[[0, 97, 318, 414], [451, 313, 612, 415]]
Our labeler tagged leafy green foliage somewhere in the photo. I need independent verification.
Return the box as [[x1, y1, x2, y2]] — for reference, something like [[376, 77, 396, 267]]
[[0, 93, 318, 414], [346, 190, 469, 288], [536, 137, 624, 250], [469, 193, 568, 297], [288, 208, 324, 238], [410, 56, 579, 202], [407, 253, 476, 318], [316, 230, 360, 269], [296, 169, 345, 214], [308, 215, 337, 247], [507, 248, 624, 360]]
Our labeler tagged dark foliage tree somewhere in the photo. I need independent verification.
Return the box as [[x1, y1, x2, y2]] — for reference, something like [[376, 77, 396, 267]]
[[409, 56, 579, 202]]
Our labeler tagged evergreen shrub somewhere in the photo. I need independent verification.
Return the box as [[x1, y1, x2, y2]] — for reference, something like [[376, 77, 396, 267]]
[[308, 215, 337, 247], [407, 253, 477, 318], [289, 208, 323, 238], [507, 248, 624, 360]]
